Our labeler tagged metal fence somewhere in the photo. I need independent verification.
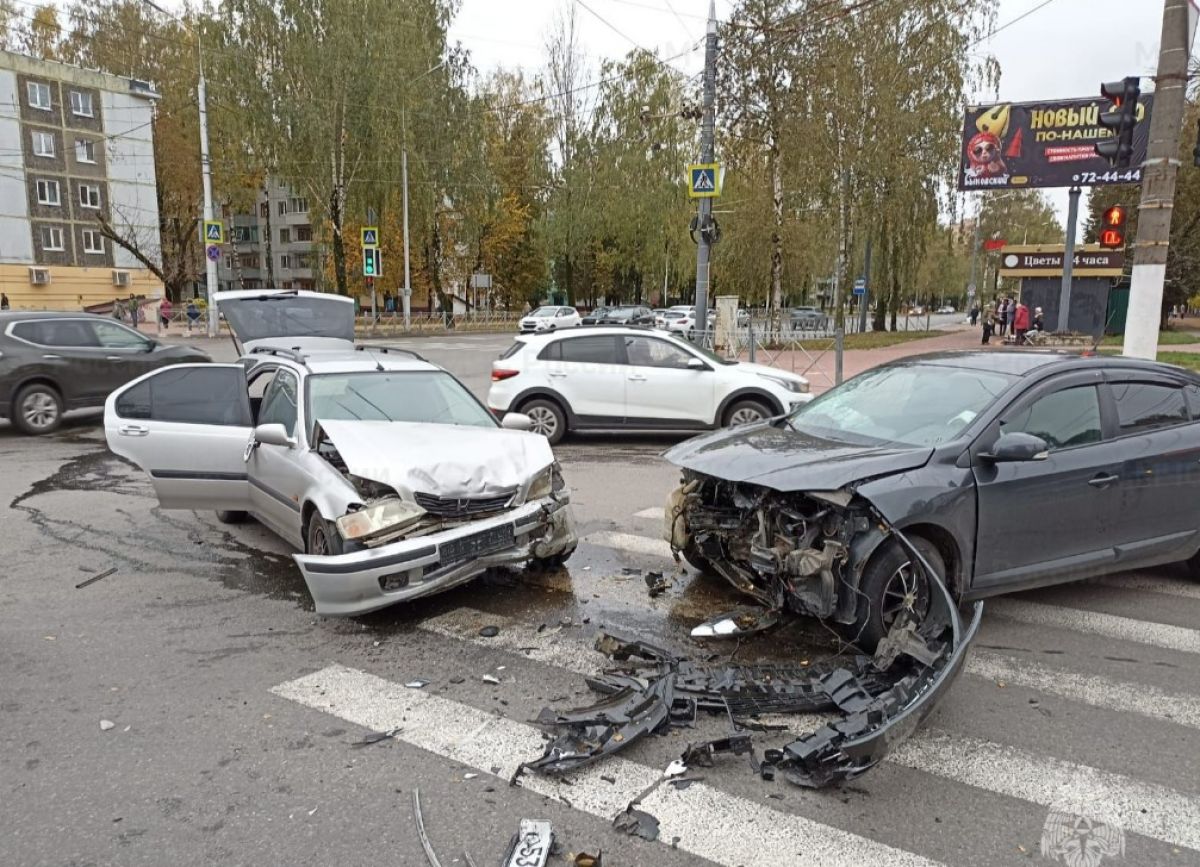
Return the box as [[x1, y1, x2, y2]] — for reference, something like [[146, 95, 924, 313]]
[[716, 323, 840, 389], [356, 311, 525, 334]]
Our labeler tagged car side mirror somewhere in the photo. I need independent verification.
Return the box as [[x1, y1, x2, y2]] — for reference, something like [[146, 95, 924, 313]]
[[980, 431, 1049, 463], [143, 338, 157, 351], [686, 357, 707, 371], [254, 423, 294, 448], [501, 412, 534, 432]]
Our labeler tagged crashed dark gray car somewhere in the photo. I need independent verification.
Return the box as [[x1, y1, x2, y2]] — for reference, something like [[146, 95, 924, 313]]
[[664, 351, 1200, 648]]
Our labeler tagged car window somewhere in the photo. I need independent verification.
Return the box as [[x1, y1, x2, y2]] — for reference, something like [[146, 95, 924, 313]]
[[556, 308, 573, 317], [307, 371, 495, 428], [115, 367, 252, 426], [1002, 385, 1102, 451], [247, 368, 277, 400], [257, 370, 299, 437], [558, 336, 621, 364], [11, 319, 99, 347], [499, 342, 525, 361], [90, 321, 150, 349], [1111, 381, 1189, 435], [624, 336, 694, 369]]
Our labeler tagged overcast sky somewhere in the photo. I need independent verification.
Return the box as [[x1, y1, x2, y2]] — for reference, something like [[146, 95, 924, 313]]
[[449, 0, 1177, 218]]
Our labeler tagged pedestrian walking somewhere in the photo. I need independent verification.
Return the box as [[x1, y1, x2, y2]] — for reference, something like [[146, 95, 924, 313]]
[[1005, 298, 1016, 336], [185, 300, 200, 335], [969, 302, 979, 326], [112, 296, 125, 320], [1014, 301, 1030, 345], [995, 299, 1007, 336], [158, 297, 173, 331], [126, 294, 140, 328], [981, 313, 994, 345], [0, 292, 9, 310], [1033, 307, 1045, 332]]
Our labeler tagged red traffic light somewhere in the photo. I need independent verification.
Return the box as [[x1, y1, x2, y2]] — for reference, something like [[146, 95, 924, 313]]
[[1103, 205, 1126, 227], [1099, 205, 1126, 248]]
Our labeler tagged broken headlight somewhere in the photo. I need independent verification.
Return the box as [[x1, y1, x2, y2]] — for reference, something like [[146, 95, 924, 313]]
[[759, 373, 809, 394], [527, 463, 565, 500], [335, 499, 427, 542]]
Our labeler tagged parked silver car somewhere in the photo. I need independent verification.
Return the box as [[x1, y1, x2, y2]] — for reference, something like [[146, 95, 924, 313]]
[[104, 290, 576, 616]]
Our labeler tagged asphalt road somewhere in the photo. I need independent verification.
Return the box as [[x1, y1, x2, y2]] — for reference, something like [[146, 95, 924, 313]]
[[2, 332, 1199, 867]]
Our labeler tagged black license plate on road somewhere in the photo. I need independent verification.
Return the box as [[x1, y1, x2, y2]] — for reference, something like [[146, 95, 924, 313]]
[[440, 523, 515, 564]]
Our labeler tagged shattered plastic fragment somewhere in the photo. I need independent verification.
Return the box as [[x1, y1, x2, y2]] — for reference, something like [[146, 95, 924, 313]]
[[612, 807, 660, 842], [99, 719, 115, 731], [482, 675, 501, 685], [663, 759, 687, 777], [405, 680, 430, 689], [690, 607, 780, 638]]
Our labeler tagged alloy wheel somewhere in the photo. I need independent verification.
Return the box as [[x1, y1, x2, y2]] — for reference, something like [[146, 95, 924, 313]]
[[526, 405, 559, 438], [729, 406, 765, 426], [22, 392, 59, 431], [880, 560, 930, 627]]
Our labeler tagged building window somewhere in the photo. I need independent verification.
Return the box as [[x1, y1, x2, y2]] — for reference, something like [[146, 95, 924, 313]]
[[79, 184, 101, 209], [294, 252, 313, 269], [32, 131, 55, 157], [290, 197, 308, 213], [277, 200, 287, 216], [27, 81, 51, 110], [278, 227, 290, 244], [75, 139, 96, 163], [82, 229, 104, 254], [279, 254, 291, 270], [36, 179, 60, 206], [69, 90, 94, 117], [259, 202, 269, 219], [224, 255, 233, 270], [237, 253, 260, 269], [40, 226, 65, 250], [232, 225, 254, 243], [295, 224, 312, 242]]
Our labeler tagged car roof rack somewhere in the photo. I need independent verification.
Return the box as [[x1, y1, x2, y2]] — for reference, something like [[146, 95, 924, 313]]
[[353, 344, 427, 362], [247, 346, 310, 367]]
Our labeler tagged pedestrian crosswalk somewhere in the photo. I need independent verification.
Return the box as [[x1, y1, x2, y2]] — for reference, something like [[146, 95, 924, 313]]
[[269, 522, 1200, 867]]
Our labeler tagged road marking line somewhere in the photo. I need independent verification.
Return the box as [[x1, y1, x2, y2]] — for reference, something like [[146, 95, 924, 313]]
[[966, 650, 1200, 730], [1091, 574, 1200, 601], [633, 506, 665, 520], [990, 599, 1200, 655], [271, 665, 943, 867], [584, 530, 673, 559], [890, 730, 1200, 851]]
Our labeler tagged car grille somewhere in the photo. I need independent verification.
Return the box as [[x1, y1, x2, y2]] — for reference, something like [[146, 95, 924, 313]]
[[414, 490, 516, 518]]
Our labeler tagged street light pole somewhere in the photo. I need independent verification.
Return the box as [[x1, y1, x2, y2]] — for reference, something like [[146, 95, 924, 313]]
[[198, 62, 218, 338], [692, 1, 717, 344], [400, 60, 446, 332]]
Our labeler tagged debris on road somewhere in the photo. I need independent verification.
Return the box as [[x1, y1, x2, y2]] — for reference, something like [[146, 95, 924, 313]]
[[680, 735, 752, 767], [412, 789, 443, 867], [405, 680, 430, 689], [75, 567, 117, 589], [99, 719, 115, 731], [569, 852, 602, 866], [663, 759, 686, 777], [482, 674, 501, 685], [644, 570, 670, 597], [501, 819, 554, 867], [478, 625, 500, 638], [612, 807, 660, 842], [353, 726, 401, 747], [690, 607, 779, 638]]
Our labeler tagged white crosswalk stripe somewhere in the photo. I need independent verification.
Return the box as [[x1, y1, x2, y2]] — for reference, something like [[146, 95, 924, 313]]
[[633, 506, 666, 520], [1091, 573, 1200, 600], [989, 598, 1200, 655], [584, 529, 673, 559], [272, 664, 945, 867]]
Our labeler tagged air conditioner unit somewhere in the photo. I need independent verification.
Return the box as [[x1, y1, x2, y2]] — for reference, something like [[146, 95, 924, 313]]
[[29, 267, 50, 285], [112, 270, 130, 287]]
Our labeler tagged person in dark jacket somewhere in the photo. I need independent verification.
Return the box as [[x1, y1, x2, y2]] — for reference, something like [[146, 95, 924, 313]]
[[1033, 306, 1045, 332], [981, 313, 994, 345]]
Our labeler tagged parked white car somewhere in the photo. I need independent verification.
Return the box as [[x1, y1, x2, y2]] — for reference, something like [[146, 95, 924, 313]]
[[487, 326, 813, 443], [520, 306, 581, 332], [104, 290, 576, 617]]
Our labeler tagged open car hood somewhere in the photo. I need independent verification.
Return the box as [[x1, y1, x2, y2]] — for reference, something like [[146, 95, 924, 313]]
[[318, 419, 553, 498], [664, 421, 933, 492], [214, 289, 355, 353]]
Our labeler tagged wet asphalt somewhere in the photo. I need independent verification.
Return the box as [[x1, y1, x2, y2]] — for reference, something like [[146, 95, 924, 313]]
[[2, 332, 1198, 867]]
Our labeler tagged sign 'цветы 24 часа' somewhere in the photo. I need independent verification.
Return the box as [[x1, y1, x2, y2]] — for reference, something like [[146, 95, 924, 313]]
[[958, 96, 1153, 191]]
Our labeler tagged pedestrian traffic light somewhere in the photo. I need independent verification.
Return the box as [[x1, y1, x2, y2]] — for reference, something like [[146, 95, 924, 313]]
[[1095, 77, 1141, 168], [1099, 205, 1127, 249], [362, 247, 381, 278]]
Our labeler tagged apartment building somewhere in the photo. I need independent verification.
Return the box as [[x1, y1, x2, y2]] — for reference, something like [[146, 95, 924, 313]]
[[217, 178, 318, 291], [0, 49, 162, 310]]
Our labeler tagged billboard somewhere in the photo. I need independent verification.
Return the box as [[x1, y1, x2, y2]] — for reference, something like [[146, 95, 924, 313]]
[[957, 96, 1153, 191]]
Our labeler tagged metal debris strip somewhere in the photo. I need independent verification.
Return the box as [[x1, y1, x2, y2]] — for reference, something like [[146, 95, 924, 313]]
[[75, 567, 117, 589], [412, 789, 443, 867], [523, 553, 982, 788], [612, 807, 660, 842], [353, 726, 402, 747], [501, 819, 554, 867]]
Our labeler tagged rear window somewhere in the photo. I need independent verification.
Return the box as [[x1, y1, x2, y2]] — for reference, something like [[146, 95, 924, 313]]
[[557, 336, 620, 364], [1111, 382, 1189, 434], [499, 341, 525, 360], [12, 319, 99, 347]]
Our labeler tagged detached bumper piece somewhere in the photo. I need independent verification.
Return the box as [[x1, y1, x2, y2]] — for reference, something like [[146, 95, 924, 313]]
[[523, 551, 981, 788]]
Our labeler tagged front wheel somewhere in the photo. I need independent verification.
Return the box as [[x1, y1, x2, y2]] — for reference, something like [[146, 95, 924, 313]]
[[723, 399, 771, 428], [12, 383, 63, 435], [681, 540, 716, 576], [520, 398, 567, 445], [851, 537, 943, 651], [1185, 550, 1200, 581], [216, 510, 247, 524], [305, 512, 345, 556]]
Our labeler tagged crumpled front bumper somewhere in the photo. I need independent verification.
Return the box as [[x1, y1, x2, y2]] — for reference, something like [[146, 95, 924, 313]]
[[293, 498, 576, 617]]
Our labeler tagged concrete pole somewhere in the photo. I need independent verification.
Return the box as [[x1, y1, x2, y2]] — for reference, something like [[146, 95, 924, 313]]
[[1125, 0, 1197, 359], [401, 144, 412, 330], [833, 255, 844, 384], [198, 67, 218, 338], [692, 0, 717, 344], [858, 238, 872, 334], [1058, 187, 1082, 332]]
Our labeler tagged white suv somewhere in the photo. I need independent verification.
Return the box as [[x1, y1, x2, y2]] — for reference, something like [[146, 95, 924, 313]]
[[520, 305, 581, 333], [487, 326, 812, 443]]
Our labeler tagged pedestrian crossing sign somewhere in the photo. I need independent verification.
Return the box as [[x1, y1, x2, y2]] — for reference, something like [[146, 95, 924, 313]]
[[361, 227, 379, 248], [203, 220, 223, 244], [688, 163, 720, 198]]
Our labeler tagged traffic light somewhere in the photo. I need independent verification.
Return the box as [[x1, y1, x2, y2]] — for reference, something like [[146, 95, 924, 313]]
[[362, 247, 382, 278], [1095, 76, 1141, 168], [1099, 205, 1127, 249]]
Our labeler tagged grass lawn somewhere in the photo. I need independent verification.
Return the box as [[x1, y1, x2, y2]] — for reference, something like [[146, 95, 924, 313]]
[[794, 330, 941, 351], [1155, 352, 1200, 371], [1101, 330, 1200, 346]]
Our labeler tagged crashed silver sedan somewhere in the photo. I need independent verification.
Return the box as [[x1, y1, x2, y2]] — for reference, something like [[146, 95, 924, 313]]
[[104, 290, 576, 615]]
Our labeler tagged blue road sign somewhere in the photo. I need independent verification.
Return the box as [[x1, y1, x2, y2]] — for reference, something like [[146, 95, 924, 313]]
[[853, 278, 867, 296], [688, 163, 720, 198]]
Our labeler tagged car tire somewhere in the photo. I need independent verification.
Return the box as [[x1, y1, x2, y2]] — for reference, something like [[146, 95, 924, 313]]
[[1185, 550, 1200, 581], [12, 383, 63, 435], [851, 536, 944, 651], [305, 512, 344, 556], [215, 510, 247, 524], [681, 540, 716, 576], [520, 398, 567, 445], [531, 544, 576, 571], [723, 399, 771, 428]]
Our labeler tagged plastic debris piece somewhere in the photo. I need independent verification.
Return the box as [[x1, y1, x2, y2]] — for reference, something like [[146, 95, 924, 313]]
[[644, 571, 670, 597], [612, 807, 660, 842], [479, 625, 500, 638], [482, 674, 501, 685], [570, 852, 602, 866], [463, 772, 478, 780], [353, 726, 402, 747], [76, 567, 117, 590], [412, 789, 443, 867], [405, 680, 430, 689], [664, 759, 686, 778], [99, 719, 115, 731]]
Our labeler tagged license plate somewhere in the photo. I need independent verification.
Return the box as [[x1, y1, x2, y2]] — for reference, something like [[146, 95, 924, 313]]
[[440, 523, 515, 564], [502, 820, 553, 867]]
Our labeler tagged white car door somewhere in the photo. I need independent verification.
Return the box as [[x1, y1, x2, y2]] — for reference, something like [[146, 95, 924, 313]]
[[621, 335, 714, 424], [104, 364, 253, 511], [245, 367, 307, 546], [542, 334, 626, 421]]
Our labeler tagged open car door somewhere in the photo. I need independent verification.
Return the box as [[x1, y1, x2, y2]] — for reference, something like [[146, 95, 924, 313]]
[[213, 289, 355, 353], [104, 364, 253, 511]]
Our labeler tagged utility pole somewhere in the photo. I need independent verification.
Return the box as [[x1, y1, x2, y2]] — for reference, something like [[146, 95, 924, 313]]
[[402, 144, 412, 330], [833, 255, 844, 384], [858, 238, 872, 334], [692, 0, 718, 343], [1124, 0, 1198, 359], [196, 44, 217, 336], [1058, 187, 1082, 331]]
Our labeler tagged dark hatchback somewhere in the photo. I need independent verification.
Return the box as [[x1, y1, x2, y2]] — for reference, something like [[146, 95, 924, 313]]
[[0, 311, 210, 435], [594, 305, 655, 326], [665, 351, 1200, 647]]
